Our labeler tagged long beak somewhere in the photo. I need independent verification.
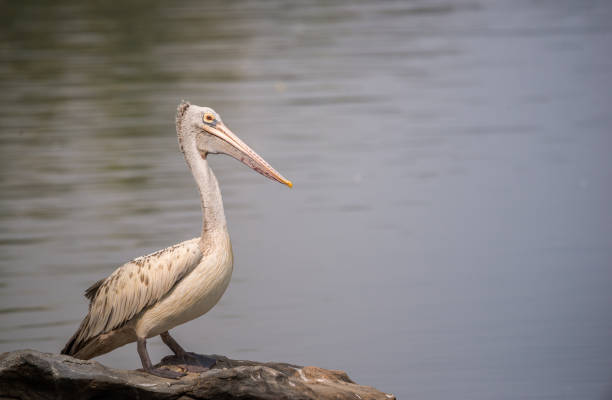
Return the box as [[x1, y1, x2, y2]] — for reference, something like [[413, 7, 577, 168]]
[[204, 122, 293, 188]]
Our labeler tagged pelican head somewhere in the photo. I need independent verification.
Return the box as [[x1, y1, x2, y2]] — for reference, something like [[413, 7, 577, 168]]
[[176, 101, 292, 188]]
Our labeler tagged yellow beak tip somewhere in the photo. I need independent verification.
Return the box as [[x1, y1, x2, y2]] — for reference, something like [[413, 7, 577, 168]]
[[285, 180, 293, 188]]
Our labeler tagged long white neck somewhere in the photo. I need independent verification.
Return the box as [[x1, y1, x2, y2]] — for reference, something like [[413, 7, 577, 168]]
[[181, 140, 227, 247]]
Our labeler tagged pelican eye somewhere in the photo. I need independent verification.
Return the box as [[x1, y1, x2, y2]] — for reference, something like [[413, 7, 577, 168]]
[[203, 113, 215, 123]]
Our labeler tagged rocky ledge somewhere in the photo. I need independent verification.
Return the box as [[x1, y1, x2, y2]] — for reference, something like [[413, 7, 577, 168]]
[[0, 349, 395, 400]]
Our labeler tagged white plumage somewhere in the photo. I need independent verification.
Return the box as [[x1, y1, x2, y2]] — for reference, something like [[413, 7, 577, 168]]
[[62, 102, 291, 378]]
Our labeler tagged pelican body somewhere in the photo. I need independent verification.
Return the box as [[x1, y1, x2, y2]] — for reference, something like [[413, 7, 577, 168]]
[[61, 102, 292, 378]]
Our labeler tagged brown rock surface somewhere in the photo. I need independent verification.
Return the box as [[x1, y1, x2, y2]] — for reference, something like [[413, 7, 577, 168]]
[[0, 349, 395, 400]]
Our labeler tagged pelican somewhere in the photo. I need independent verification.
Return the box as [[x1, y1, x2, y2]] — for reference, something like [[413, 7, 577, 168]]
[[61, 101, 292, 378]]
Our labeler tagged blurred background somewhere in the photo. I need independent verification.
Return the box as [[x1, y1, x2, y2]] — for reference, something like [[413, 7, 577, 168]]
[[1, 1, 611, 399]]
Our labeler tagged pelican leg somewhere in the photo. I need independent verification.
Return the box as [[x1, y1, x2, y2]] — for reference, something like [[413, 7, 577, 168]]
[[137, 336, 185, 379], [160, 331, 187, 357], [160, 331, 216, 369]]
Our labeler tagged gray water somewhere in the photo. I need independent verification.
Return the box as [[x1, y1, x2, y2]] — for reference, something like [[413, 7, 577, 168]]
[[1, 1, 612, 399]]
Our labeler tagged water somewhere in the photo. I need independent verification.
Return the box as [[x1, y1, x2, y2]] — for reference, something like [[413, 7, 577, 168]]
[[1, 1, 612, 399]]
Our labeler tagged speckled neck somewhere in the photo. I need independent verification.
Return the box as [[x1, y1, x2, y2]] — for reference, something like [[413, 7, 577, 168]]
[[179, 133, 228, 249]]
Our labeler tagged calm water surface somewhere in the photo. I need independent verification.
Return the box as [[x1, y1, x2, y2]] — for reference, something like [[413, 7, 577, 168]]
[[1, 1, 612, 399]]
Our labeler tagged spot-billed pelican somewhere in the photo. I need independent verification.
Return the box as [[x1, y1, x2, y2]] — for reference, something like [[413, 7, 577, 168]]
[[61, 101, 292, 378]]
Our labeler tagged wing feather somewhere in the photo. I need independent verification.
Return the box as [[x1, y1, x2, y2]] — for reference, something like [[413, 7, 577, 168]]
[[70, 238, 202, 351]]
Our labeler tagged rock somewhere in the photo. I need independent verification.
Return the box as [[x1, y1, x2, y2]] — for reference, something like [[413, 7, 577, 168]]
[[0, 349, 395, 400]]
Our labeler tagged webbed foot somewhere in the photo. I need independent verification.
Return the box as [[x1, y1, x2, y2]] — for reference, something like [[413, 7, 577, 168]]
[[159, 331, 216, 370], [160, 352, 216, 371], [181, 352, 216, 368], [137, 336, 186, 380]]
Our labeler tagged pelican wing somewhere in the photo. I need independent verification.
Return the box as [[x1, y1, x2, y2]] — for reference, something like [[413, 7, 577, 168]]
[[64, 238, 202, 354]]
